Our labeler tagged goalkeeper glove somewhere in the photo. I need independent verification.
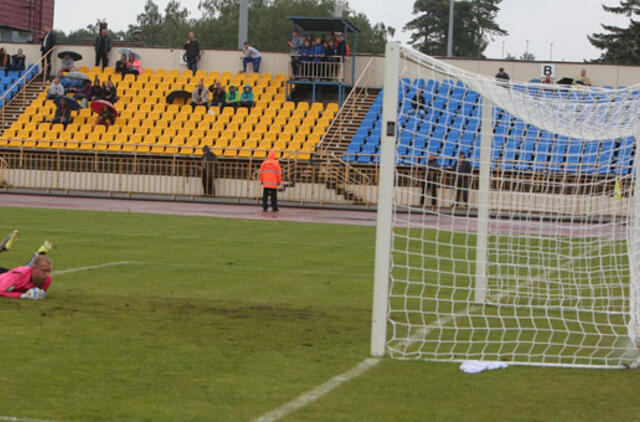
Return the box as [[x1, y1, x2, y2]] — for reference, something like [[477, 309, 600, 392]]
[[20, 288, 46, 300]]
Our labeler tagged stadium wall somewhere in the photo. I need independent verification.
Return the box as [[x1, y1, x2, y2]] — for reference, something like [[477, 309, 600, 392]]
[[2, 41, 640, 88]]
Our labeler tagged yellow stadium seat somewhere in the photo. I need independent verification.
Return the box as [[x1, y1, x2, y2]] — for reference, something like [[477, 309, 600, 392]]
[[310, 102, 324, 112], [326, 103, 339, 113], [171, 136, 186, 146], [238, 148, 252, 158], [151, 145, 165, 154], [297, 126, 311, 135], [253, 149, 267, 159], [164, 146, 179, 155], [258, 140, 273, 150], [274, 73, 286, 81], [223, 149, 237, 157]]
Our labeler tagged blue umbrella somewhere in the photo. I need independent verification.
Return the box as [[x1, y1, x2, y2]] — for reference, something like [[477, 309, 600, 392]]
[[63, 71, 90, 81], [119, 48, 141, 60], [54, 96, 82, 111]]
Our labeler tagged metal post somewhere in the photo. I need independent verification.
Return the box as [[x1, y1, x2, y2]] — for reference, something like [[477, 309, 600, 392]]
[[371, 41, 400, 357], [474, 98, 492, 303], [237, 0, 249, 50], [447, 0, 454, 57]]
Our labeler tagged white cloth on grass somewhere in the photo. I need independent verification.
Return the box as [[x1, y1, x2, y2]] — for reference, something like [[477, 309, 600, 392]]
[[460, 360, 508, 374]]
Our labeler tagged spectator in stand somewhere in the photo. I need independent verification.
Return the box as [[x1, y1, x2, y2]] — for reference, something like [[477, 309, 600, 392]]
[[311, 36, 324, 79], [542, 74, 553, 84], [239, 84, 255, 108], [411, 89, 426, 115], [90, 76, 104, 100], [335, 33, 347, 57], [102, 79, 118, 103], [495, 67, 510, 82], [58, 70, 82, 92], [0, 48, 8, 70], [115, 53, 128, 76], [209, 81, 226, 109], [95, 26, 112, 69], [299, 39, 312, 78], [454, 151, 471, 208], [191, 80, 209, 111], [74, 80, 92, 107], [46, 77, 65, 100], [40, 25, 55, 78], [125, 54, 141, 76], [60, 53, 76, 72], [52, 98, 72, 127], [9, 49, 26, 71], [184, 31, 201, 75], [323, 40, 336, 78], [241, 42, 261, 73], [288, 28, 304, 77], [576, 69, 592, 86], [225, 84, 240, 109], [94, 107, 115, 128]]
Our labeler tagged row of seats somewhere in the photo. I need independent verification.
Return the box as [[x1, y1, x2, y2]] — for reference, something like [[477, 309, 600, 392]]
[[343, 79, 635, 174], [2, 69, 337, 159], [0, 65, 39, 107]]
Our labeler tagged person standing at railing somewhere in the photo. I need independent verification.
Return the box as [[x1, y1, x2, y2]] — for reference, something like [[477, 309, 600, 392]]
[[40, 25, 56, 79], [299, 39, 312, 79], [0, 48, 9, 70], [322, 40, 336, 80], [259, 151, 282, 215], [310, 37, 324, 79], [288, 28, 303, 78], [94, 26, 112, 69]]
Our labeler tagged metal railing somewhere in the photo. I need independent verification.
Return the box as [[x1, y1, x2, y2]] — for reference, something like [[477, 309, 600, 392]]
[[0, 48, 52, 129], [288, 56, 344, 82]]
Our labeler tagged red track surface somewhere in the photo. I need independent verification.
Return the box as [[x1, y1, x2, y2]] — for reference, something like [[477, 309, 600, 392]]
[[0, 193, 379, 226]]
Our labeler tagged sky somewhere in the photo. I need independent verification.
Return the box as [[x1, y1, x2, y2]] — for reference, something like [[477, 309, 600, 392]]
[[53, 0, 631, 62]]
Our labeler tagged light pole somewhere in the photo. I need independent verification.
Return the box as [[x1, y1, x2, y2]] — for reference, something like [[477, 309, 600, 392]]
[[525, 39, 529, 59], [447, 0, 454, 57], [550, 43, 553, 61], [501, 41, 505, 59], [238, 0, 249, 50]]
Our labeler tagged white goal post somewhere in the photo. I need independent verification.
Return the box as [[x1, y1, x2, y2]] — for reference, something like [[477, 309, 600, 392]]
[[371, 42, 640, 368]]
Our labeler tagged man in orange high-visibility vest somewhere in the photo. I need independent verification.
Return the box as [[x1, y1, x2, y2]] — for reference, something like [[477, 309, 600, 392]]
[[259, 151, 282, 213]]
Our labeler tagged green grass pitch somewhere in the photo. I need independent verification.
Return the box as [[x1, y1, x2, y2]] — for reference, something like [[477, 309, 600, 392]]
[[0, 206, 638, 421]]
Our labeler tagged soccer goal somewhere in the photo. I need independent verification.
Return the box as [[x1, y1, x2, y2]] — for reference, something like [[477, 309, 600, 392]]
[[370, 42, 640, 369]]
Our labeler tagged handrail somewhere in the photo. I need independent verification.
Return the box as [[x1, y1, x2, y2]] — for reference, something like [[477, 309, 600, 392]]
[[0, 48, 53, 129], [315, 56, 375, 156]]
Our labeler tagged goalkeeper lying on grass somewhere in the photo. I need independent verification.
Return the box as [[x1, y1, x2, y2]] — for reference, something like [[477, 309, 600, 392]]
[[0, 230, 53, 300]]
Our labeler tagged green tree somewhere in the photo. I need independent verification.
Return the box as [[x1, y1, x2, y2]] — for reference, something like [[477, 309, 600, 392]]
[[588, 0, 640, 64], [405, 0, 507, 57]]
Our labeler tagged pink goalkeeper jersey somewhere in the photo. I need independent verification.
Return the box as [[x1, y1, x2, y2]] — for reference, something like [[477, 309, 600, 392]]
[[0, 266, 52, 298]]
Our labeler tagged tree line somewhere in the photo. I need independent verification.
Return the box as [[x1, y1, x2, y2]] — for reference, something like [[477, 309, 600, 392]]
[[52, 0, 640, 64]]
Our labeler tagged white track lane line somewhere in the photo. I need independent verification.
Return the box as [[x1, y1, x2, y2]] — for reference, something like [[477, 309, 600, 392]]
[[0, 416, 62, 422], [53, 261, 141, 275], [253, 358, 381, 422]]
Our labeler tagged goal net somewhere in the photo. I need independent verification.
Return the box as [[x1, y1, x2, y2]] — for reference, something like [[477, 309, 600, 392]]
[[370, 43, 640, 368]]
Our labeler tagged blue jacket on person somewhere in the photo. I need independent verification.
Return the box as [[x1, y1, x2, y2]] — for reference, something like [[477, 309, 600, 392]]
[[300, 45, 312, 61], [241, 84, 254, 102], [311, 44, 324, 62]]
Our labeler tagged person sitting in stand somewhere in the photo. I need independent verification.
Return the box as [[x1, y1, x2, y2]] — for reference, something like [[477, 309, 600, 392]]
[[126, 54, 141, 75], [241, 42, 261, 73], [191, 80, 209, 111], [209, 81, 226, 109], [94, 107, 115, 128], [102, 79, 118, 103], [60, 53, 76, 72], [46, 77, 65, 100], [52, 98, 72, 127], [575, 69, 592, 86], [495, 67, 510, 82], [115, 53, 128, 76], [9, 48, 26, 71], [542, 74, 554, 84], [90, 76, 104, 100], [0, 48, 9, 70], [225, 84, 240, 109], [411, 89, 426, 115], [239, 84, 255, 108], [74, 79, 92, 107]]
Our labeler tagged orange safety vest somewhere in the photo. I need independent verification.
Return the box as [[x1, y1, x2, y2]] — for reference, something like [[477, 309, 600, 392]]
[[259, 152, 282, 189]]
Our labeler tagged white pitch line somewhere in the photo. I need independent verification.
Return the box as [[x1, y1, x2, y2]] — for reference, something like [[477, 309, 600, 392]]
[[0, 416, 62, 422], [253, 358, 381, 422], [53, 261, 141, 275]]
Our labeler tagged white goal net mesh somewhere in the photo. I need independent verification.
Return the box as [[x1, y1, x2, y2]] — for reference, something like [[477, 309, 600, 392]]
[[382, 45, 640, 368]]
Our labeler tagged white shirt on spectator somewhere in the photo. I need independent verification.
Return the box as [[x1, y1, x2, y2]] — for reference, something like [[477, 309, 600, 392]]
[[243, 46, 261, 58], [48, 81, 64, 97]]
